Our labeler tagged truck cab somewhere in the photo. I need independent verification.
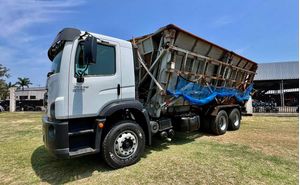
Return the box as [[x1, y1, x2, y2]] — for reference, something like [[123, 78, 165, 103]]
[[43, 28, 151, 168]]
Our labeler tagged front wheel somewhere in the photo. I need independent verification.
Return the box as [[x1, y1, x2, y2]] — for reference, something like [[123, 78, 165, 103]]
[[102, 120, 145, 169]]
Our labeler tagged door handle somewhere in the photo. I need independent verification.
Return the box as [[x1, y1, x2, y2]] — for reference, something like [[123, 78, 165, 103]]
[[117, 84, 121, 96]]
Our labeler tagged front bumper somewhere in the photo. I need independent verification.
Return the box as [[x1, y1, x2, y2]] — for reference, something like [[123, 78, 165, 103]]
[[42, 115, 69, 158]]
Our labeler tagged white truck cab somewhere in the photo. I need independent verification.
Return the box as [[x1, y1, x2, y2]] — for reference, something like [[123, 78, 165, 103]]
[[43, 28, 150, 168], [47, 28, 135, 120]]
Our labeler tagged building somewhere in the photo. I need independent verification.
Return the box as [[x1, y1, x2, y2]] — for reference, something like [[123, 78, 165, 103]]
[[2, 87, 46, 112], [253, 61, 299, 112], [15, 87, 46, 100]]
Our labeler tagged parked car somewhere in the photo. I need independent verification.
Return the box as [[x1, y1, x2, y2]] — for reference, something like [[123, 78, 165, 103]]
[[252, 100, 279, 113]]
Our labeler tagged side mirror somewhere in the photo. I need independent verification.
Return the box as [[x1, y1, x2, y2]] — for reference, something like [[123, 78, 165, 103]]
[[76, 34, 97, 83], [83, 35, 97, 65]]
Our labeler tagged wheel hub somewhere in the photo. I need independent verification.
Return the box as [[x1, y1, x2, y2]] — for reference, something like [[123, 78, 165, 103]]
[[114, 131, 138, 159], [122, 139, 133, 150], [220, 116, 227, 131], [233, 114, 239, 126]]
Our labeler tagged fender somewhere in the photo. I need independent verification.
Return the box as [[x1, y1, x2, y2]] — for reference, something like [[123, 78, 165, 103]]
[[99, 99, 152, 145], [99, 99, 143, 117], [209, 104, 241, 116]]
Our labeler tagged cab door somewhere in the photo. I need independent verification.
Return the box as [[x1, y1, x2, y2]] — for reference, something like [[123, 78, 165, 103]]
[[68, 38, 121, 118]]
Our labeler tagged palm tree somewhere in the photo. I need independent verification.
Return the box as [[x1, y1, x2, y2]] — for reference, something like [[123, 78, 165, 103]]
[[6, 82, 16, 89], [0, 82, 16, 100], [16, 77, 32, 90]]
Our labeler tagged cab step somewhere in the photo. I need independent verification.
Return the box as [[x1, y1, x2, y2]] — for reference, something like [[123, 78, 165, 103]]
[[69, 146, 96, 157], [68, 129, 94, 136]]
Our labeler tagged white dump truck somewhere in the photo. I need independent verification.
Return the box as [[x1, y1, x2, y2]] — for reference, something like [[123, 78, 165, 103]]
[[43, 24, 257, 168]]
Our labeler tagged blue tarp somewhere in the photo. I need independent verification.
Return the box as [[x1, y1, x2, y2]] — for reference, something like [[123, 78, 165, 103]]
[[167, 76, 253, 106]]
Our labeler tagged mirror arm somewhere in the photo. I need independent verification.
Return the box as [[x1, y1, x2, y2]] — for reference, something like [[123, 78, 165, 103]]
[[76, 32, 97, 83], [77, 64, 89, 83], [79, 31, 89, 40]]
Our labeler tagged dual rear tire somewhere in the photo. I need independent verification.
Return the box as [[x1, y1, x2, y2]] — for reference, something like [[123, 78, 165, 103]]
[[228, 108, 241, 131], [210, 108, 241, 135]]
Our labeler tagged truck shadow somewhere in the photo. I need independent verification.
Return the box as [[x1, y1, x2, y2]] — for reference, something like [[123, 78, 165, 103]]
[[145, 131, 213, 153], [31, 146, 110, 184], [31, 131, 213, 184]]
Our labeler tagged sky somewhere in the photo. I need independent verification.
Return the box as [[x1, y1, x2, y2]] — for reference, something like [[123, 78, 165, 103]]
[[0, 0, 298, 87]]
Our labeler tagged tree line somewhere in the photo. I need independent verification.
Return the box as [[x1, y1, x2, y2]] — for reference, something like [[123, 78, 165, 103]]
[[0, 64, 32, 100]]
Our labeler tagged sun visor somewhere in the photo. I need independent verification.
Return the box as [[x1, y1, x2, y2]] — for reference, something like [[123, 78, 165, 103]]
[[48, 28, 81, 61]]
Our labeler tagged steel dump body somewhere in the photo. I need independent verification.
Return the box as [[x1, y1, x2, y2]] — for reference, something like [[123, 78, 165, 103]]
[[132, 24, 257, 118]]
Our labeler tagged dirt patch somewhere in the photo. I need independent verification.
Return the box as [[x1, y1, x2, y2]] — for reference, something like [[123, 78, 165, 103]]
[[15, 119, 35, 123]]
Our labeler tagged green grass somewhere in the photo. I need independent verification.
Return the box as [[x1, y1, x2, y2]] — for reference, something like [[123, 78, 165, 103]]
[[0, 112, 298, 184]]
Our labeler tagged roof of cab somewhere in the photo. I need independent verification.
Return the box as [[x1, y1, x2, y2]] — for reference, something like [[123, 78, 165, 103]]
[[88, 31, 132, 48]]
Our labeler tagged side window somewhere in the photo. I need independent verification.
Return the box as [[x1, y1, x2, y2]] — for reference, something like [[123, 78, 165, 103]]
[[20, 96, 28, 100], [75, 42, 116, 76], [51, 51, 63, 74]]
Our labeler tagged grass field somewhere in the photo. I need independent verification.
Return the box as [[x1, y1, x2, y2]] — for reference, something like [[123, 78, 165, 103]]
[[0, 112, 298, 185]]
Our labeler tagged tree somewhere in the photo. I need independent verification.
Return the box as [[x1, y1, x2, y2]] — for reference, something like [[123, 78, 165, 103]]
[[16, 77, 32, 90], [0, 64, 9, 78], [2, 82, 16, 99], [0, 80, 7, 100], [0, 64, 10, 100], [6, 82, 16, 88]]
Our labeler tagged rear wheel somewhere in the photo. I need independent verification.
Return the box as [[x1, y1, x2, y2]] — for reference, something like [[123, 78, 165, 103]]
[[228, 108, 241, 131], [102, 120, 145, 169], [210, 110, 228, 135]]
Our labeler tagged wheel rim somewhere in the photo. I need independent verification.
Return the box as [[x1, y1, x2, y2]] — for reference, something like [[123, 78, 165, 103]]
[[114, 130, 138, 159], [233, 114, 240, 127], [220, 116, 227, 131]]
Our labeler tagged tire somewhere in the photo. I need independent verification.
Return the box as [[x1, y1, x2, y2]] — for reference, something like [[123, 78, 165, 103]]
[[210, 110, 228, 135], [35, 107, 42, 111], [27, 107, 34, 111], [102, 120, 145, 169], [228, 108, 241, 131]]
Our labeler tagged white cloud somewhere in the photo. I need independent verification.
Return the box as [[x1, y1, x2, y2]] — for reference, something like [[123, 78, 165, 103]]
[[0, 0, 86, 86], [0, 0, 85, 37]]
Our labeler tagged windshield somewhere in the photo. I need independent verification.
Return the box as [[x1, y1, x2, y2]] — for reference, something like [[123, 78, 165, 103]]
[[51, 51, 63, 74]]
